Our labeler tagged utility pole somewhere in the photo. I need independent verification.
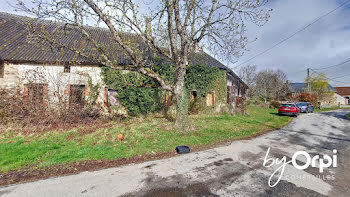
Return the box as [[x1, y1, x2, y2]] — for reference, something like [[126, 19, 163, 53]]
[[307, 68, 310, 93]]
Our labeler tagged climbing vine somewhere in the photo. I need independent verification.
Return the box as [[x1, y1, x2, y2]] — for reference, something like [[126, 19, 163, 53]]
[[102, 58, 227, 116], [87, 78, 101, 105]]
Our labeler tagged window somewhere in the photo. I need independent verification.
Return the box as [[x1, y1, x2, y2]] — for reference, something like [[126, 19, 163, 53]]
[[190, 91, 197, 102], [64, 65, 71, 73], [108, 89, 120, 107], [281, 104, 296, 107], [28, 84, 44, 104], [206, 91, 215, 106], [69, 85, 85, 106], [0, 62, 4, 78]]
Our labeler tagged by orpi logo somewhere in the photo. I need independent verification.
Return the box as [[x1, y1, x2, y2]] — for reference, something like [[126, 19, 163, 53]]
[[263, 147, 337, 187]]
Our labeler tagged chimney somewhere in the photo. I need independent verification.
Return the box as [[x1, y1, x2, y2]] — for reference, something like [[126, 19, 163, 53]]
[[145, 18, 152, 38]]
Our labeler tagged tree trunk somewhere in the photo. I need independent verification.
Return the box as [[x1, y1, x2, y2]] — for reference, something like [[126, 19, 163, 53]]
[[174, 85, 189, 129], [174, 63, 188, 129]]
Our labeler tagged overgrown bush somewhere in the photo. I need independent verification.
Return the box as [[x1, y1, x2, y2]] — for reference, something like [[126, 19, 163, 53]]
[[297, 93, 318, 107], [235, 97, 247, 114], [189, 98, 202, 114], [246, 97, 261, 105], [270, 100, 281, 109], [0, 87, 102, 130]]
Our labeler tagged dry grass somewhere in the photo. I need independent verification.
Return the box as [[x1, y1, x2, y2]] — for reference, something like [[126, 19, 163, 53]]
[[0, 105, 291, 173]]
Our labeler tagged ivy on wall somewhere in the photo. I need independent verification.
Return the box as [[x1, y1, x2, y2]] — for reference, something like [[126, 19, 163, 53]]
[[101, 58, 227, 116], [101, 68, 163, 116], [185, 64, 222, 97]]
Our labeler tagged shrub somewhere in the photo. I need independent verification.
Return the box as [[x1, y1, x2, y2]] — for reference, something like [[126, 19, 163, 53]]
[[246, 97, 261, 105], [270, 100, 281, 109], [189, 99, 201, 114], [235, 97, 247, 114], [0, 87, 102, 130], [297, 93, 318, 107]]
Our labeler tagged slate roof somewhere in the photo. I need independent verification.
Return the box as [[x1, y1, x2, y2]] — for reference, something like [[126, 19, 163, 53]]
[[0, 12, 247, 87], [289, 83, 337, 93], [334, 87, 350, 96]]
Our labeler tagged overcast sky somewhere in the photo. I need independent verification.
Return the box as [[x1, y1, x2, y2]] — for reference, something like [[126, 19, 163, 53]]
[[1, 0, 350, 87], [233, 0, 350, 87]]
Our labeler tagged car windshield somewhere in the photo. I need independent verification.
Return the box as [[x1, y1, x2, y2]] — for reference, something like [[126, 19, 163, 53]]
[[281, 104, 295, 107], [296, 103, 307, 107]]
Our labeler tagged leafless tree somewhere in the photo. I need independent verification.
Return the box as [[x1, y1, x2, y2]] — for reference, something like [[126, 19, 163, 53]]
[[15, 0, 271, 128], [238, 64, 257, 97], [255, 69, 288, 103]]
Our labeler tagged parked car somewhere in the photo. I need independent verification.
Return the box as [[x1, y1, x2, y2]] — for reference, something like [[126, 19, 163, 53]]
[[296, 102, 314, 113], [278, 103, 300, 117], [306, 102, 314, 113]]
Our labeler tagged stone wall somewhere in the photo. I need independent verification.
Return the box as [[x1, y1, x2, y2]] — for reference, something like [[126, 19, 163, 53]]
[[0, 62, 20, 89], [0, 62, 106, 108]]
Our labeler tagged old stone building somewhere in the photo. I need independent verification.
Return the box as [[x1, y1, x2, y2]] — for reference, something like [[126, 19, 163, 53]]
[[0, 12, 247, 113]]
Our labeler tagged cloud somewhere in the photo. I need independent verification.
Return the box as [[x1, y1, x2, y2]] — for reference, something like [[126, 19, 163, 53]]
[[231, 0, 350, 87]]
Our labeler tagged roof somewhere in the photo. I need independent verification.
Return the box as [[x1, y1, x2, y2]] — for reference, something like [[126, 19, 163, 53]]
[[334, 87, 350, 96], [289, 83, 337, 93], [0, 12, 138, 65], [0, 12, 247, 87]]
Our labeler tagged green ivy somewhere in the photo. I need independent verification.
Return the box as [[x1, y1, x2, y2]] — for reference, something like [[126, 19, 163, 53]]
[[87, 78, 100, 105], [101, 59, 226, 116], [185, 64, 222, 97]]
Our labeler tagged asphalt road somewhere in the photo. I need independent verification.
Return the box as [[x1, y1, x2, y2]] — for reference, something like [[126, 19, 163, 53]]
[[0, 110, 349, 197]]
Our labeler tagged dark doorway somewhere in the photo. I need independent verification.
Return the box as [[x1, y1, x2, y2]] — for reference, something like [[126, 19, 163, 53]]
[[28, 84, 44, 104], [69, 85, 85, 106]]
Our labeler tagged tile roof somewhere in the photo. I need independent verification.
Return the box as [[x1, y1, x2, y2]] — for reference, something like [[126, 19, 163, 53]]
[[0, 12, 246, 87], [334, 87, 350, 96]]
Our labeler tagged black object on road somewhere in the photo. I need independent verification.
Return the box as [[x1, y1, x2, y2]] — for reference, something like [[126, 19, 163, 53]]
[[175, 146, 190, 154]]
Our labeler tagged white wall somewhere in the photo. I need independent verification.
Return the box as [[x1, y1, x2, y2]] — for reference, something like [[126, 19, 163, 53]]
[[335, 93, 347, 105], [1, 63, 106, 107]]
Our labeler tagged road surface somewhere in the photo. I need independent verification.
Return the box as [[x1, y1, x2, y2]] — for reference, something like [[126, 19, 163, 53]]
[[1, 110, 349, 197]]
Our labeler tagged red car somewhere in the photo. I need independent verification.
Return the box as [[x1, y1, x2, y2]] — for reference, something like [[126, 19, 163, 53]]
[[278, 103, 300, 117]]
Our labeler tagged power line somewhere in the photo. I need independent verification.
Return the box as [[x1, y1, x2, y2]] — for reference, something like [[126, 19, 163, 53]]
[[308, 57, 350, 80], [310, 69, 350, 84], [312, 58, 350, 70], [330, 73, 350, 80], [234, 0, 350, 69]]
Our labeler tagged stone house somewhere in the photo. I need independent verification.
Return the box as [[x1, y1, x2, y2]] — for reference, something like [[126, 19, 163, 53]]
[[334, 87, 350, 105], [288, 82, 345, 107], [0, 12, 247, 113]]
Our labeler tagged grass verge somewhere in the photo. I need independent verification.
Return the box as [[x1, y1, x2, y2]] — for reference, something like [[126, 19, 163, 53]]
[[0, 106, 291, 177], [314, 106, 341, 113]]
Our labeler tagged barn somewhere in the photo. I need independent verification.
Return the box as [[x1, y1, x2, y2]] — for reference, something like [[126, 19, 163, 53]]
[[0, 12, 247, 114]]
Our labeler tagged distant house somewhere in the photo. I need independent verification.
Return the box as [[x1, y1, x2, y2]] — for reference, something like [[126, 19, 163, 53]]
[[334, 87, 350, 105], [288, 83, 345, 107], [0, 12, 247, 113], [289, 83, 337, 94]]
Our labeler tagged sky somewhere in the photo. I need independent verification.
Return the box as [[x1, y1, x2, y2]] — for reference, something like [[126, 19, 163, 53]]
[[1, 0, 350, 87]]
